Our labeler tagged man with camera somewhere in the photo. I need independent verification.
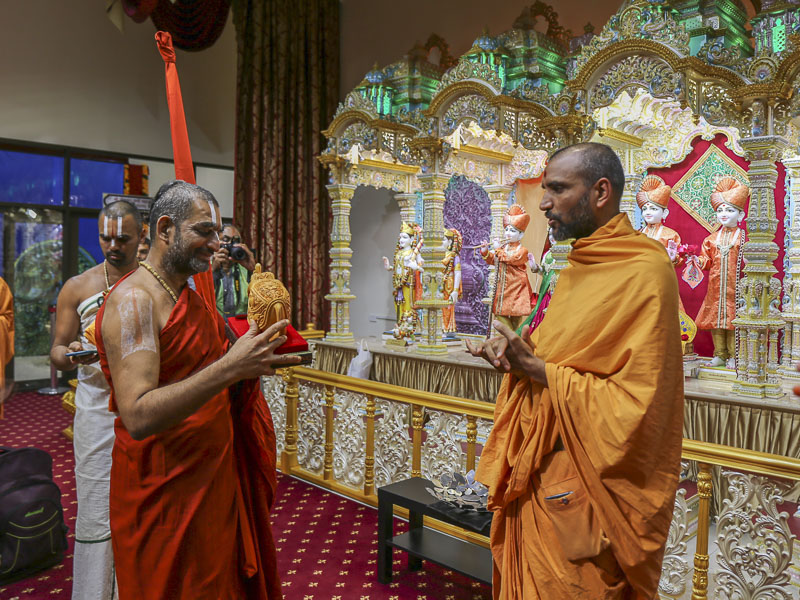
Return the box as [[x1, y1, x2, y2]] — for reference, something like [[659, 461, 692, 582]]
[[212, 224, 256, 318]]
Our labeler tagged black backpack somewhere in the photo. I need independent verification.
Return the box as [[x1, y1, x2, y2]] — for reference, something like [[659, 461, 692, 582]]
[[0, 447, 69, 585]]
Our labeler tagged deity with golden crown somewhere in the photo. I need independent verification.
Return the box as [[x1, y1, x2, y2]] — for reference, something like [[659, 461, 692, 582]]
[[382, 222, 424, 327], [440, 228, 463, 334]]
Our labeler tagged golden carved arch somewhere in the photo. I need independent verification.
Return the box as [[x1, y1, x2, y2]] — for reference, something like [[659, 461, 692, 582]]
[[323, 110, 377, 139], [568, 40, 685, 91], [425, 80, 552, 121], [568, 39, 747, 94]]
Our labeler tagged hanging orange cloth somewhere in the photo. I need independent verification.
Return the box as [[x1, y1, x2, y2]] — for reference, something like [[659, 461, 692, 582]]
[[155, 31, 216, 311], [0, 277, 13, 417], [476, 214, 684, 599], [126, 32, 282, 599]]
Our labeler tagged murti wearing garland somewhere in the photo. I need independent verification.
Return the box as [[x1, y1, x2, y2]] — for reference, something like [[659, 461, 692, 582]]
[[441, 228, 463, 333], [695, 177, 749, 368]]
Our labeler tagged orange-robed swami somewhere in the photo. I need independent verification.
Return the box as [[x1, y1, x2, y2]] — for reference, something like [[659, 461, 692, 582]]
[[476, 213, 683, 599], [95, 278, 281, 600], [483, 242, 534, 317]]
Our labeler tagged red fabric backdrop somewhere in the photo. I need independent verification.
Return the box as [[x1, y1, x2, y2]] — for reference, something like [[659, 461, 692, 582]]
[[649, 133, 785, 357]]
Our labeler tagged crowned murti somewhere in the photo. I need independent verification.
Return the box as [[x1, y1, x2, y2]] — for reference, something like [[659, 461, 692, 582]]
[[382, 222, 424, 329], [637, 175, 681, 265], [440, 228, 463, 334], [695, 177, 748, 368]]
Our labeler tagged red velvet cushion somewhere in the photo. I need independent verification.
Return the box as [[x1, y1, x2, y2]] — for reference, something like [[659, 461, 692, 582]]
[[226, 315, 309, 354]]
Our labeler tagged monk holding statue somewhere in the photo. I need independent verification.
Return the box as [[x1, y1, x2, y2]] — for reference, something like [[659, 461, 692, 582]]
[[480, 204, 534, 332]]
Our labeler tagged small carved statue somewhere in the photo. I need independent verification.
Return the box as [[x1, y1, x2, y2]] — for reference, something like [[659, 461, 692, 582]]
[[392, 309, 418, 342], [695, 177, 748, 369], [382, 222, 424, 327], [480, 204, 534, 332], [247, 263, 291, 334], [440, 228, 463, 334]]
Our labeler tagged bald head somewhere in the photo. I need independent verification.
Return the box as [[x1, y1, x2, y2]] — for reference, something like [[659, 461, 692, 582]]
[[549, 143, 625, 208], [540, 143, 624, 241], [101, 199, 143, 233]]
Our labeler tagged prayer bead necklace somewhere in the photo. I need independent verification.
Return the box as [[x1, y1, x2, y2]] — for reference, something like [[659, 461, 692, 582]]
[[140, 261, 179, 303], [103, 260, 111, 293]]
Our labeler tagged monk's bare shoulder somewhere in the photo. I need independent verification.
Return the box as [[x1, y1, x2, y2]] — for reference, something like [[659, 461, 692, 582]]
[[105, 271, 173, 334]]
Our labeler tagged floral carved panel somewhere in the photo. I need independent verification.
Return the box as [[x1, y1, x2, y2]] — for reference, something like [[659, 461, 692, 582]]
[[589, 55, 681, 111], [373, 399, 412, 488], [444, 175, 492, 336], [421, 410, 467, 482], [713, 470, 795, 600], [332, 390, 366, 490], [297, 382, 325, 475], [261, 375, 286, 457]]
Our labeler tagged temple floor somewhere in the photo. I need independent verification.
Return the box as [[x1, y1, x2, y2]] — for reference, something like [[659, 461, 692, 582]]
[[0, 391, 491, 600]]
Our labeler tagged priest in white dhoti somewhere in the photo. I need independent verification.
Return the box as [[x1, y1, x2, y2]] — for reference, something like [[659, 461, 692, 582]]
[[50, 200, 145, 599]]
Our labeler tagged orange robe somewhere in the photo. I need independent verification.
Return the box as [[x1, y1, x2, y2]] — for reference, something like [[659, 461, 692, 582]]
[[476, 214, 683, 599], [483, 242, 534, 317], [641, 223, 686, 313], [695, 226, 742, 331], [442, 252, 461, 333], [0, 277, 13, 397], [95, 282, 281, 600]]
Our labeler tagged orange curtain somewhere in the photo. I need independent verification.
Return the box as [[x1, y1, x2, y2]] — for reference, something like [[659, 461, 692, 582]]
[[232, 0, 339, 330], [155, 31, 216, 312]]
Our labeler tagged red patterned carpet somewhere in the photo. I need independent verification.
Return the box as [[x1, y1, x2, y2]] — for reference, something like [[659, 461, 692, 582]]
[[0, 391, 492, 599]]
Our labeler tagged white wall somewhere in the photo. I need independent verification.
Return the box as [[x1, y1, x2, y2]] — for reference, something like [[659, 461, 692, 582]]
[[349, 186, 400, 339], [0, 1, 236, 166], [128, 160, 234, 219]]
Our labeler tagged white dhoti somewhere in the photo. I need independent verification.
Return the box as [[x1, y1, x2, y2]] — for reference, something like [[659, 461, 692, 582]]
[[72, 291, 117, 600]]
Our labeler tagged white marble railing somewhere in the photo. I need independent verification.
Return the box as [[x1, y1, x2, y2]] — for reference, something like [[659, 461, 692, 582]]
[[264, 368, 800, 598]]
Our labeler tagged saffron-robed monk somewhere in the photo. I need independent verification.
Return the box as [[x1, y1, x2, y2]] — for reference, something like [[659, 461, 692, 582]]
[[467, 143, 683, 600], [96, 181, 300, 600]]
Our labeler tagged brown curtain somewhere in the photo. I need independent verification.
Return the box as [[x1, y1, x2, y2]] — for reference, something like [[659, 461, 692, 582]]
[[232, 0, 339, 330]]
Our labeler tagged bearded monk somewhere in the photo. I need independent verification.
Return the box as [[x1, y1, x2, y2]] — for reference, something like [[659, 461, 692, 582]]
[[96, 181, 301, 599], [467, 143, 683, 600]]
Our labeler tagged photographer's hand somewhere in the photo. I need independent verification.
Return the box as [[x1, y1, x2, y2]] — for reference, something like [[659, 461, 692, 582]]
[[212, 247, 230, 272], [234, 243, 256, 271]]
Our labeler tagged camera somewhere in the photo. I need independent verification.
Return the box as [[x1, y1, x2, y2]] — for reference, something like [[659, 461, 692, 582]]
[[221, 243, 248, 262]]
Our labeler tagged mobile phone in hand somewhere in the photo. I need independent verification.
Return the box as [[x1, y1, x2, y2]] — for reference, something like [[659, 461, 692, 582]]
[[65, 350, 98, 358]]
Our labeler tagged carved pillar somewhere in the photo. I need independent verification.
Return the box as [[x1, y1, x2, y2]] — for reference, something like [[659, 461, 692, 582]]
[[622, 172, 642, 227], [483, 185, 512, 313], [394, 192, 418, 225], [618, 147, 640, 225], [324, 184, 357, 343], [732, 136, 788, 399], [780, 157, 800, 381], [415, 173, 450, 355], [548, 239, 574, 291], [691, 462, 712, 600]]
